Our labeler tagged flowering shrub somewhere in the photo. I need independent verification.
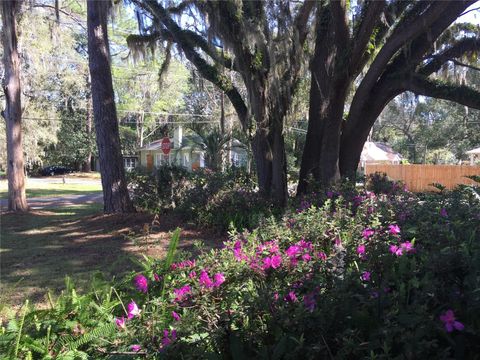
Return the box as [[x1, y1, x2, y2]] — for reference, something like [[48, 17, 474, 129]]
[[1, 182, 479, 358]]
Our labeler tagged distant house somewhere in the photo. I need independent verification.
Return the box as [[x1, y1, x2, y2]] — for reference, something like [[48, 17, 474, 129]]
[[359, 142, 402, 171], [138, 127, 248, 171], [466, 146, 480, 165]]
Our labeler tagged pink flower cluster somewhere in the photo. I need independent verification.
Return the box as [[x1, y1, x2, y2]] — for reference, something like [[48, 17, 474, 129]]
[[362, 228, 375, 239], [232, 240, 248, 262], [440, 309, 464, 332], [170, 259, 196, 270], [199, 270, 225, 288], [173, 285, 191, 302], [389, 241, 414, 256], [389, 224, 401, 235], [285, 239, 313, 266], [134, 274, 148, 293], [160, 329, 177, 350], [115, 300, 142, 330]]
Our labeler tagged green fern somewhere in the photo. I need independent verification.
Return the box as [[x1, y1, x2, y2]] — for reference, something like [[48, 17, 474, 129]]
[[164, 227, 181, 272], [56, 322, 116, 353]]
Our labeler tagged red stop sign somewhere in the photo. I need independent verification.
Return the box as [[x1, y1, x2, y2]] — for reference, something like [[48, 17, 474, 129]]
[[161, 137, 171, 155]]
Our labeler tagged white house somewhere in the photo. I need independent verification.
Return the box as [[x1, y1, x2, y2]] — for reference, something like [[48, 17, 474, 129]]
[[466, 146, 480, 165], [138, 127, 248, 171], [359, 141, 403, 171]]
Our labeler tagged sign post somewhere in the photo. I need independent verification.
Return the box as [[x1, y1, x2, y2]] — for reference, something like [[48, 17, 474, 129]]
[[161, 137, 171, 155]]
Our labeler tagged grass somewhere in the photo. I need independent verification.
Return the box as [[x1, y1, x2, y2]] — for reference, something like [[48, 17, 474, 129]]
[[0, 203, 223, 314], [0, 179, 102, 199]]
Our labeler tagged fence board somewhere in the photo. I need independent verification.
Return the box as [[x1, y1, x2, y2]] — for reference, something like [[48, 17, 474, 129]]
[[365, 164, 480, 192]]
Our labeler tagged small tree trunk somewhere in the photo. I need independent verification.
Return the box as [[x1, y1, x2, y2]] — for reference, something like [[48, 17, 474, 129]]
[[1, 0, 28, 212], [87, 0, 134, 213], [82, 80, 93, 172]]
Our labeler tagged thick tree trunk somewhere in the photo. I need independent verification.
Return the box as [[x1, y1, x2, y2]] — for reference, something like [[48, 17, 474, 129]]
[[87, 0, 134, 213], [1, 0, 28, 212], [297, 3, 350, 194]]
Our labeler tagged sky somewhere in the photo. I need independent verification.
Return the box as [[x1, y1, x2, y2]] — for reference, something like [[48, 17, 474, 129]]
[[456, 1, 480, 24]]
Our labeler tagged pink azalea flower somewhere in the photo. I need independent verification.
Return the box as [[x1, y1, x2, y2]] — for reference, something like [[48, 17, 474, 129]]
[[389, 244, 403, 256], [213, 273, 226, 287], [361, 271, 371, 282], [302, 253, 311, 262], [298, 239, 313, 250], [389, 224, 401, 235], [286, 245, 301, 258], [440, 310, 464, 332], [127, 301, 141, 319], [131, 344, 142, 352], [270, 255, 282, 268], [262, 257, 272, 270], [115, 316, 126, 330], [362, 228, 375, 239], [173, 285, 191, 302], [400, 241, 415, 253], [284, 291, 298, 303], [317, 251, 327, 261], [199, 270, 214, 288], [160, 329, 178, 350], [172, 311, 181, 321], [357, 244, 366, 256], [188, 270, 197, 279], [134, 274, 148, 293]]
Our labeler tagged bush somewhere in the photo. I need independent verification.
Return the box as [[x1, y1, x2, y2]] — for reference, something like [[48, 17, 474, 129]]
[[128, 166, 270, 231], [2, 182, 479, 358]]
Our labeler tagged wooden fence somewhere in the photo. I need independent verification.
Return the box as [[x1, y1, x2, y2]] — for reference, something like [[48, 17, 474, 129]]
[[365, 164, 480, 192]]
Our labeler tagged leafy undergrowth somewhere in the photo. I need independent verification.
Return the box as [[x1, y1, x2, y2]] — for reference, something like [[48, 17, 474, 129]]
[[1, 180, 479, 359]]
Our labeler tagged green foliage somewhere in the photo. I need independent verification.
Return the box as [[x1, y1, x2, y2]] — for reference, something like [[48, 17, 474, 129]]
[[2, 180, 480, 358], [128, 165, 271, 231]]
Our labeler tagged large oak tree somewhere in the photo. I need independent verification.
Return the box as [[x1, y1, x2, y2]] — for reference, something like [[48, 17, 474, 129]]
[[299, 0, 480, 192]]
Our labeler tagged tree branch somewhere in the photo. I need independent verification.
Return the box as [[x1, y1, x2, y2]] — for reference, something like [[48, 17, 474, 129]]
[[354, 1, 452, 98], [350, 0, 386, 72], [419, 36, 480, 75], [405, 75, 480, 110], [132, 0, 248, 129], [32, 4, 86, 30], [293, 0, 315, 45], [450, 59, 480, 72]]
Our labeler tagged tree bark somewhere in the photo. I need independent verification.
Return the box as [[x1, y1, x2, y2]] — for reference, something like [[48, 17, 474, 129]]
[[1, 0, 28, 212], [298, 2, 350, 194], [87, 0, 134, 213], [82, 75, 93, 172]]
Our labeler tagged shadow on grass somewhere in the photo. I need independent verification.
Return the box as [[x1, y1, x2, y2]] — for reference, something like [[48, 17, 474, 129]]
[[0, 188, 102, 199], [0, 204, 225, 310]]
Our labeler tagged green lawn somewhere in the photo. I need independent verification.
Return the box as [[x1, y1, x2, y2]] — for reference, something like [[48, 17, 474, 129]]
[[0, 203, 135, 312], [0, 180, 102, 199]]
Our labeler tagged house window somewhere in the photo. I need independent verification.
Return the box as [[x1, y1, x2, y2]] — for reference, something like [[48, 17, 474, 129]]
[[124, 158, 136, 171], [182, 153, 189, 167]]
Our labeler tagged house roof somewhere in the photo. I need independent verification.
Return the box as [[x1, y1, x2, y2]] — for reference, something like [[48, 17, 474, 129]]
[[361, 142, 402, 162], [140, 139, 166, 151], [466, 147, 480, 155]]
